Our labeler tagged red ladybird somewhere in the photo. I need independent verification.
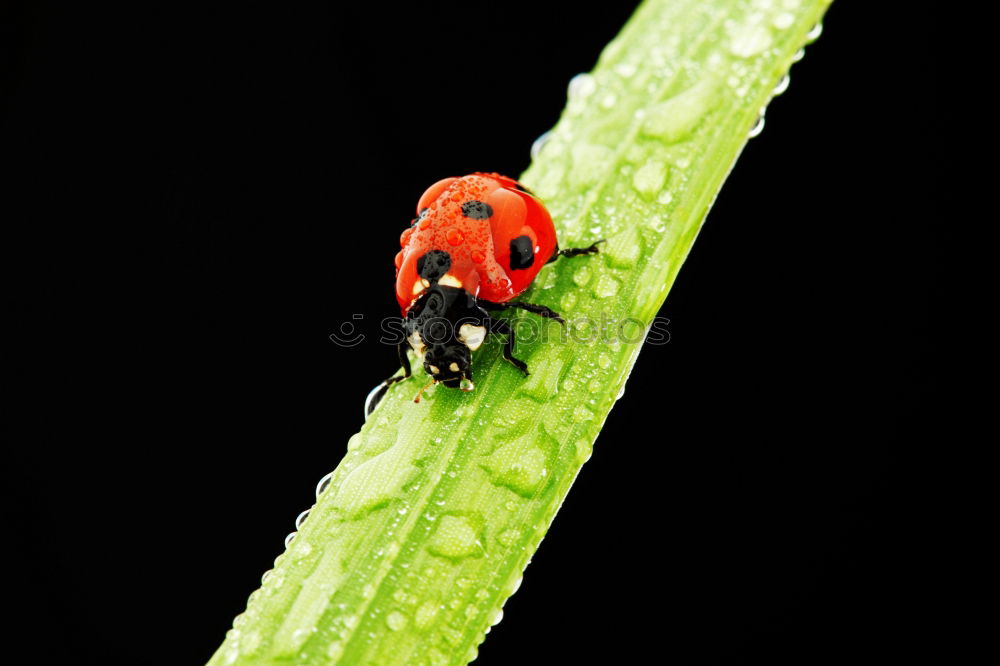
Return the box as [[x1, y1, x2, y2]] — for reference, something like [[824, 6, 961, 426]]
[[367, 172, 602, 414]]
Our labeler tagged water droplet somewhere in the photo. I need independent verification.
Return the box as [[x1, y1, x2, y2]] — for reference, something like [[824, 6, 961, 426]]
[[284, 532, 296, 548], [574, 438, 593, 463], [657, 190, 674, 206], [600, 92, 617, 108], [264, 572, 284, 598], [792, 48, 805, 62], [510, 576, 523, 595], [295, 509, 311, 530], [481, 433, 551, 497], [504, 500, 518, 511], [616, 384, 626, 401], [519, 356, 564, 402], [748, 111, 766, 138], [773, 73, 790, 96], [497, 528, 521, 547], [290, 628, 311, 649], [567, 72, 596, 100], [415, 601, 439, 629], [261, 570, 271, 584], [646, 214, 666, 233], [560, 291, 577, 311], [464, 605, 478, 618], [427, 513, 484, 560], [603, 227, 641, 269], [364, 382, 387, 419], [294, 538, 313, 560], [386, 611, 408, 631], [614, 62, 636, 78], [772, 12, 794, 29], [632, 160, 667, 199], [363, 583, 376, 599], [490, 608, 505, 627], [728, 22, 773, 57], [594, 275, 620, 299], [573, 265, 592, 287], [642, 78, 718, 143], [428, 647, 449, 666], [446, 228, 464, 246], [806, 22, 823, 43], [573, 405, 594, 423], [326, 642, 344, 659], [240, 629, 261, 654], [530, 130, 552, 160], [587, 378, 603, 393], [334, 435, 419, 519], [471, 249, 485, 264]]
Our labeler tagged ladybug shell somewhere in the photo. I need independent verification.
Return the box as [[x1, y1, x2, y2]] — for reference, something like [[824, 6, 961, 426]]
[[394, 173, 556, 313]]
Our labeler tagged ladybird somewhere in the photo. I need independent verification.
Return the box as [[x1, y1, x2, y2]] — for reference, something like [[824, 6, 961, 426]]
[[366, 172, 602, 415]]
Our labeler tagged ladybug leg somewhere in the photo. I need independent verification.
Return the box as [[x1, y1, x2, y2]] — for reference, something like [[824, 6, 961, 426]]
[[488, 317, 529, 376], [504, 301, 565, 324], [546, 239, 606, 263], [365, 342, 412, 417], [480, 299, 565, 325]]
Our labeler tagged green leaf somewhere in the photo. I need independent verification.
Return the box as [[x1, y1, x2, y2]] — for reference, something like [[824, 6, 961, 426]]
[[208, 1, 834, 664]]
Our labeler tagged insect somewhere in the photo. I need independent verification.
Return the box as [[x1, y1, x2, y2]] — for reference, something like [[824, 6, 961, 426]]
[[365, 172, 602, 415]]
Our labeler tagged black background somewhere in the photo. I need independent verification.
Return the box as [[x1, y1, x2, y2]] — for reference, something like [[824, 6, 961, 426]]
[[4, 2, 932, 665]]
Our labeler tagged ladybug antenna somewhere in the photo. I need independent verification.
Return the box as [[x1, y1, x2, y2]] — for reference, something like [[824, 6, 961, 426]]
[[413, 378, 436, 404]]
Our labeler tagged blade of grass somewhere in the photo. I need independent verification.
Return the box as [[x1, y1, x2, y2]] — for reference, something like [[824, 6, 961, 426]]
[[208, 1, 833, 664]]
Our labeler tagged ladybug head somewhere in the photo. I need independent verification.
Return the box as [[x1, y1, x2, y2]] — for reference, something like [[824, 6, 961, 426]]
[[405, 285, 488, 393], [423, 341, 471, 389], [416, 314, 477, 390]]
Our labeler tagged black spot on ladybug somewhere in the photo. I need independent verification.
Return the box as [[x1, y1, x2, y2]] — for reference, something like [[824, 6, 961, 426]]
[[461, 200, 493, 220], [509, 235, 534, 270], [417, 250, 451, 281]]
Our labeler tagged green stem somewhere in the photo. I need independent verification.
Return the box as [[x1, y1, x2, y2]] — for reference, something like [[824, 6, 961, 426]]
[[209, 1, 833, 664]]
